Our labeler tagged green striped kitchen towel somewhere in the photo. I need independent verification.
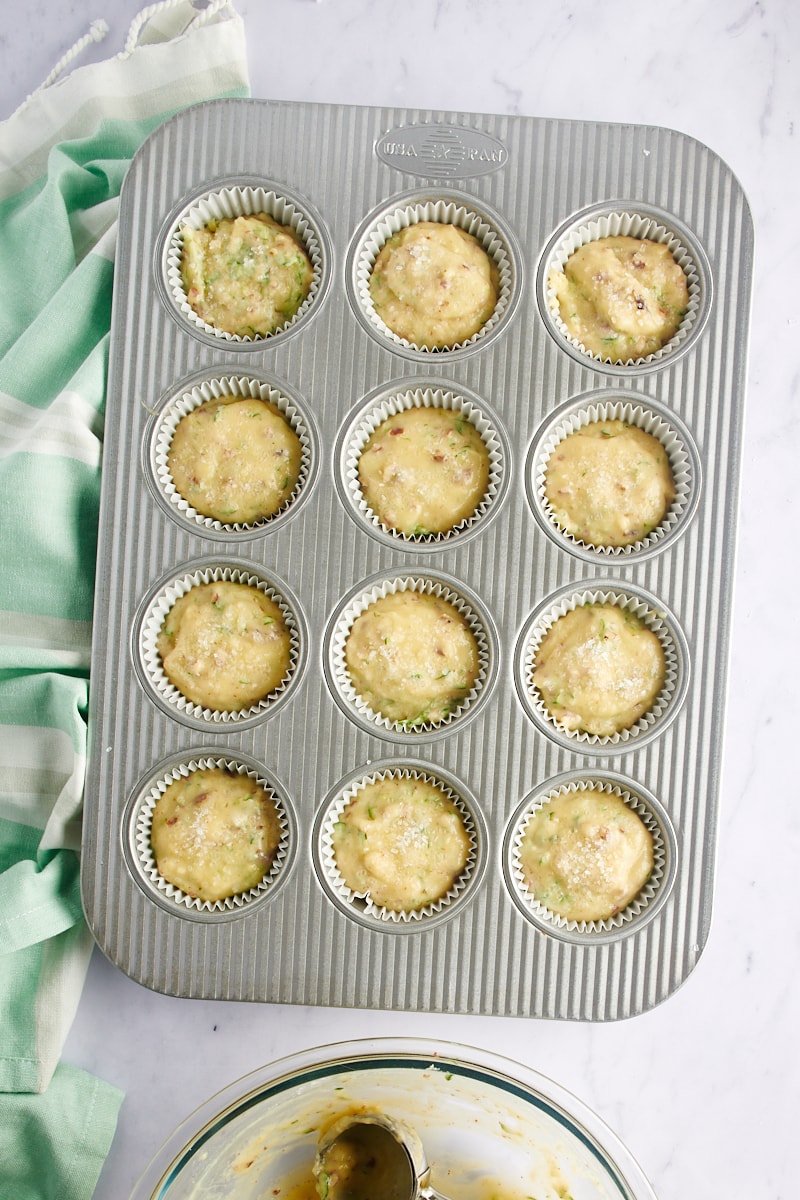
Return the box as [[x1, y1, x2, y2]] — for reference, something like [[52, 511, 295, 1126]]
[[0, 1, 250, 1193]]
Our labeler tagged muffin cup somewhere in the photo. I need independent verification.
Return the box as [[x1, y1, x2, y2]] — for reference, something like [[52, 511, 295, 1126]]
[[124, 750, 295, 920], [513, 582, 688, 752], [133, 559, 307, 731], [336, 378, 509, 549], [148, 371, 317, 538], [503, 771, 677, 945], [313, 761, 486, 930], [526, 390, 701, 561], [538, 203, 710, 372], [160, 179, 330, 347], [347, 190, 520, 358], [324, 571, 498, 743]]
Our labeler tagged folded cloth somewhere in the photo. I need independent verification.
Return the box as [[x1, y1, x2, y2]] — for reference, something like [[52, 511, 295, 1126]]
[[0, 1062, 125, 1200], [0, 0, 250, 1192]]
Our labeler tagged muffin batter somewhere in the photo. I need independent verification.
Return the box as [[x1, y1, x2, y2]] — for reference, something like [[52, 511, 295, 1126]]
[[181, 213, 313, 337], [151, 766, 281, 902], [332, 775, 471, 911], [532, 602, 665, 737], [344, 590, 479, 726], [518, 788, 654, 922], [544, 419, 675, 546], [548, 235, 688, 362], [369, 221, 498, 348], [314, 1121, 413, 1200], [358, 406, 490, 535], [157, 580, 291, 711], [168, 395, 302, 524]]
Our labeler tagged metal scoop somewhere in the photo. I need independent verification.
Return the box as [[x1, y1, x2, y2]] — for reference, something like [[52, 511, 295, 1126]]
[[314, 1111, 452, 1200]]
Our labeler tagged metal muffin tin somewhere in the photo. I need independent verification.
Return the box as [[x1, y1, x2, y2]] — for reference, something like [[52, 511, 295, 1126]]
[[82, 98, 753, 1019]]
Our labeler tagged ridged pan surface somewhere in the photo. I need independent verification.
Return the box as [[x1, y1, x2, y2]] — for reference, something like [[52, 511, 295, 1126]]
[[82, 98, 753, 1019]]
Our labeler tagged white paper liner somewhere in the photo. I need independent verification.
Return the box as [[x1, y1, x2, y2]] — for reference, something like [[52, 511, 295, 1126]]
[[531, 398, 696, 557], [342, 385, 504, 545], [544, 210, 703, 367], [138, 564, 302, 726], [329, 575, 492, 736], [519, 587, 681, 749], [319, 766, 478, 923], [165, 184, 325, 343], [354, 198, 515, 353], [508, 778, 667, 937], [133, 754, 291, 913], [151, 375, 313, 534]]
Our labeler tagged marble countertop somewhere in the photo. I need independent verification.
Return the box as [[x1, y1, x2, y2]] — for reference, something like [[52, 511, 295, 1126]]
[[3, 1, 797, 1197]]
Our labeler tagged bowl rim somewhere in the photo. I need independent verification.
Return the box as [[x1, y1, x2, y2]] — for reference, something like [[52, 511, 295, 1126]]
[[130, 1036, 658, 1200]]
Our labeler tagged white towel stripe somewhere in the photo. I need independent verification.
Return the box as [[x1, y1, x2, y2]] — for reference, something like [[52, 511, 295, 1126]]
[[0, 389, 103, 466]]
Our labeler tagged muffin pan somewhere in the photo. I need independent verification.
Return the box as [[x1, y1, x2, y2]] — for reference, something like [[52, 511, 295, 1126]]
[[82, 98, 753, 1018]]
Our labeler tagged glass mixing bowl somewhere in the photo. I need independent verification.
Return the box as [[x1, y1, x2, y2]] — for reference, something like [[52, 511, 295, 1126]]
[[130, 1038, 657, 1200]]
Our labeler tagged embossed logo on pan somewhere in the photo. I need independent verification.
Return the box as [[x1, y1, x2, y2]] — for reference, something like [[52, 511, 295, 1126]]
[[375, 124, 509, 179]]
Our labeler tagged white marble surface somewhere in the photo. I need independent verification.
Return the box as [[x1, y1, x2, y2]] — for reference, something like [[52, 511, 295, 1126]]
[[3, 1, 799, 1197]]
